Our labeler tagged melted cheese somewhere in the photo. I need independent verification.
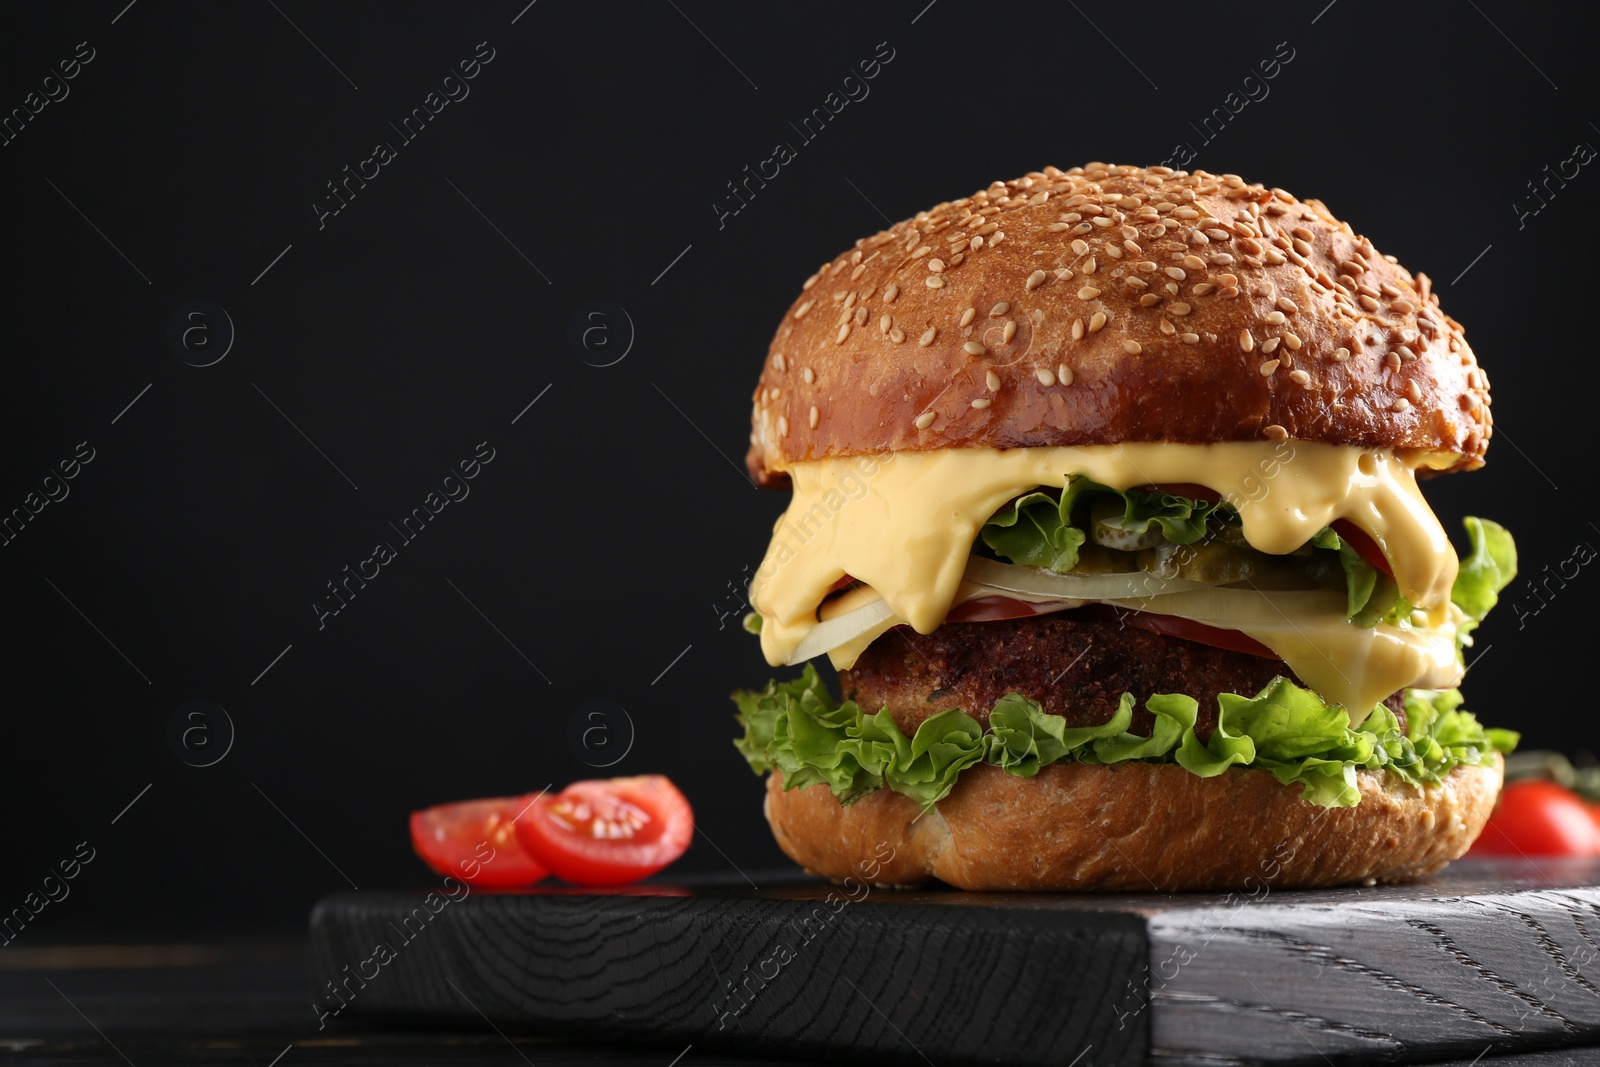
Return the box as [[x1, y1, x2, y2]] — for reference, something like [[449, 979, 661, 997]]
[[749, 443, 1463, 720]]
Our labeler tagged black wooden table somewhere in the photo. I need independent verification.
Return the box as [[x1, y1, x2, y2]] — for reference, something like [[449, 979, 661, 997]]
[[8, 861, 1600, 1065]]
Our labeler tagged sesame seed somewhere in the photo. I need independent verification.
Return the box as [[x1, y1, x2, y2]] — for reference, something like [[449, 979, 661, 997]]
[[1122, 340, 1142, 355], [1259, 359, 1280, 376], [843, 292, 858, 310], [1104, 245, 1123, 260], [1276, 297, 1298, 315], [971, 235, 985, 249], [928, 258, 945, 273], [1264, 311, 1287, 326], [1089, 311, 1108, 332], [836, 324, 850, 343], [890, 328, 905, 343], [1003, 320, 1017, 343], [986, 370, 1001, 391], [879, 314, 892, 334], [1262, 337, 1280, 354], [1071, 318, 1085, 340], [1384, 351, 1401, 368], [1289, 369, 1311, 386], [971, 397, 992, 409], [919, 328, 936, 346], [926, 276, 947, 289], [1077, 285, 1101, 300], [1391, 299, 1415, 314], [854, 306, 868, 326], [991, 301, 1009, 316], [1392, 397, 1411, 412], [774, 352, 787, 372], [912, 245, 931, 258], [1026, 269, 1048, 291], [1159, 318, 1176, 335], [1169, 302, 1192, 316], [1174, 207, 1199, 219], [1192, 282, 1214, 296], [1239, 329, 1255, 353], [803, 366, 815, 384], [1284, 333, 1302, 350], [778, 415, 789, 437], [1035, 367, 1056, 386], [959, 307, 976, 327], [1081, 256, 1097, 275], [1263, 423, 1288, 441], [1182, 255, 1206, 270], [1333, 346, 1350, 361], [1264, 249, 1286, 266], [794, 299, 815, 319], [1406, 379, 1422, 403], [1180, 332, 1199, 344], [1164, 267, 1186, 281], [1379, 282, 1402, 298], [1358, 294, 1379, 311], [1058, 363, 1074, 385], [949, 240, 969, 254], [1071, 239, 1090, 255], [809, 405, 819, 429], [1292, 238, 1312, 257], [1139, 293, 1161, 307], [964, 340, 987, 355], [914, 411, 936, 429]]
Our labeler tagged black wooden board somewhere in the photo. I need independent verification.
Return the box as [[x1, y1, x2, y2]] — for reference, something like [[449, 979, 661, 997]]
[[308, 859, 1600, 1067]]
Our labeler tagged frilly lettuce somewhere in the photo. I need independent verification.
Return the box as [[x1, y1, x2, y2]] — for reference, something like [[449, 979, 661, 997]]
[[733, 666, 1516, 810], [980, 477, 1224, 574]]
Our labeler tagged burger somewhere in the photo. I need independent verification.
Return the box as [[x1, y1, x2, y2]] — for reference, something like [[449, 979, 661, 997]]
[[732, 163, 1518, 891]]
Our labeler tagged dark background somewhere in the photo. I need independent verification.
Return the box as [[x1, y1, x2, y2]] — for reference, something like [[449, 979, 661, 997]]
[[0, 0, 1591, 942]]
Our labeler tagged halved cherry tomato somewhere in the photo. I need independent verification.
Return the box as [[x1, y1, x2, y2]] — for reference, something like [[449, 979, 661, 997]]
[[1136, 483, 1222, 504], [1468, 781, 1600, 858], [1331, 519, 1393, 576], [516, 775, 693, 887], [410, 797, 549, 888]]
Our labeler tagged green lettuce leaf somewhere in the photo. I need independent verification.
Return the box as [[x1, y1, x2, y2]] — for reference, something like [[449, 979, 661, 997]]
[[1454, 517, 1517, 620], [980, 491, 1086, 572], [979, 477, 1227, 575], [732, 668, 1513, 811]]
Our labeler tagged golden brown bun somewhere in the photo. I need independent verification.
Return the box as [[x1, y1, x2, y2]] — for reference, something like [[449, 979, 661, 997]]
[[762, 756, 1503, 891], [748, 164, 1492, 487]]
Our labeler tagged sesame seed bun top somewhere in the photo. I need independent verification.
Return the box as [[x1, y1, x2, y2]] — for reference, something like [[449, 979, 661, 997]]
[[745, 163, 1493, 488]]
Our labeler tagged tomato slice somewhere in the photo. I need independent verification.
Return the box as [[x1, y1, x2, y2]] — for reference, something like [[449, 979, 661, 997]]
[[1468, 781, 1600, 858], [410, 797, 549, 888], [1111, 608, 1279, 658], [515, 775, 693, 887], [946, 596, 1063, 623], [1331, 519, 1393, 576]]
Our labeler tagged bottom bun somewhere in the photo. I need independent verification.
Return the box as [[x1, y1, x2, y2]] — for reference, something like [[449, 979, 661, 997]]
[[763, 758, 1504, 891]]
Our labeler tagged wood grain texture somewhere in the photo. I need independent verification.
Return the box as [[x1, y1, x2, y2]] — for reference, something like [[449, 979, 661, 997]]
[[308, 860, 1600, 1067]]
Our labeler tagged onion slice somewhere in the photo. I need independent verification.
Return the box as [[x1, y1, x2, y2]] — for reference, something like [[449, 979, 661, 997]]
[[782, 560, 1349, 667], [785, 595, 899, 666], [963, 557, 1213, 601]]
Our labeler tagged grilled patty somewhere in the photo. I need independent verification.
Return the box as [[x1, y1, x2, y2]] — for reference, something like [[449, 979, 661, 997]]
[[839, 610, 1404, 741]]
